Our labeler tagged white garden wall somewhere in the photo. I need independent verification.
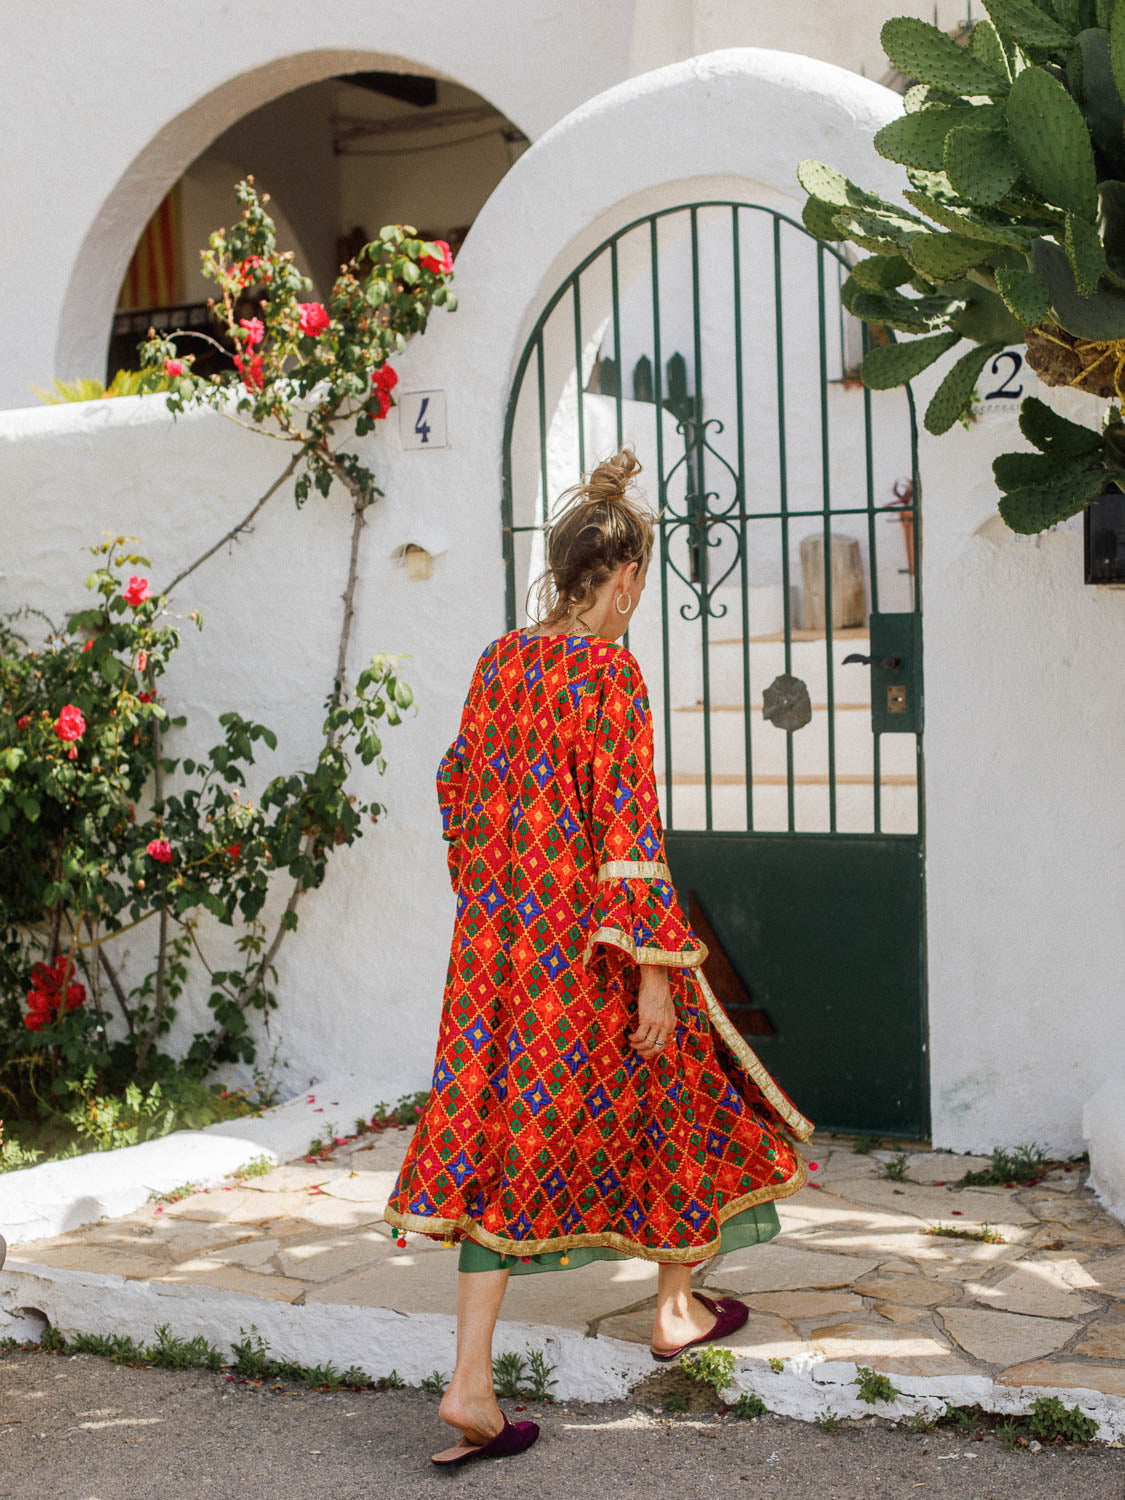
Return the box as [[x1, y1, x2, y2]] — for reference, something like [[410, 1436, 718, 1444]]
[[2, 47, 1123, 1155]]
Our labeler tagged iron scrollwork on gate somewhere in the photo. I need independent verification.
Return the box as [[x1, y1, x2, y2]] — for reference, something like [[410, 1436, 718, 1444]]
[[661, 412, 744, 623]]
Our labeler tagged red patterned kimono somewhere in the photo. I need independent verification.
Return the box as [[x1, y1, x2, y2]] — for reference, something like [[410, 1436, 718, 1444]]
[[384, 628, 814, 1261]]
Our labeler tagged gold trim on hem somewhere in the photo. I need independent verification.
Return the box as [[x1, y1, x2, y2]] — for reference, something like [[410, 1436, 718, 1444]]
[[597, 860, 673, 882], [383, 1153, 808, 1263], [582, 926, 709, 970], [695, 968, 816, 1142]]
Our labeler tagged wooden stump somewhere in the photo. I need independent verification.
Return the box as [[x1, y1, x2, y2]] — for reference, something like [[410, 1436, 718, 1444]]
[[799, 533, 866, 631]]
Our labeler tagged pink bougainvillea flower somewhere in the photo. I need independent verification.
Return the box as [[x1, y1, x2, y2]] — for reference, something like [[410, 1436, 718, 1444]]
[[237, 255, 271, 288], [146, 838, 173, 864], [420, 240, 453, 275], [297, 301, 330, 337], [164, 357, 184, 378], [237, 317, 265, 346], [232, 351, 265, 392], [54, 704, 86, 742], [225, 841, 241, 860], [124, 575, 151, 607]]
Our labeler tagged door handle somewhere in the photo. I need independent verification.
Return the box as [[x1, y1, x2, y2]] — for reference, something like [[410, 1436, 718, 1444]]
[[843, 652, 902, 670]]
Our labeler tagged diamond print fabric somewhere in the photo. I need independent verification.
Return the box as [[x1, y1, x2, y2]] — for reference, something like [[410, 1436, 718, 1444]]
[[384, 628, 814, 1261]]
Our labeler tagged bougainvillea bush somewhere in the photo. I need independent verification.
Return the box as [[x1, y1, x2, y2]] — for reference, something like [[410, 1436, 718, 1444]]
[[0, 538, 414, 1119]]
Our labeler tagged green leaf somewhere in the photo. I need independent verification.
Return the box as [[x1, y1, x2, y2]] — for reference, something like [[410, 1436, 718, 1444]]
[[925, 339, 1008, 433], [994, 265, 1052, 322], [1005, 66, 1100, 220], [908, 231, 993, 280], [801, 196, 843, 241], [1097, 177, 1125, 282], [1019, 393, 1105, 453], [1032, 234, 1125, 334], [861, 329, 962, 389], [943, 127, 1021, 204], [1111, 0, 1125, 99], [997, 461, 1107, 530], [98, 653, 122, 684], [881, 16, 1011, 95], [969, 17, 1014, 78], [1065, 209, 1107, 293], [984, 0, 1075, 47], [850, 254, 917, 290]]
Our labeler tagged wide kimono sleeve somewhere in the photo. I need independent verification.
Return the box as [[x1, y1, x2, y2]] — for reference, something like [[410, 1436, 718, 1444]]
[[581, 647, 707, 974], [436, 665, 481, 892]]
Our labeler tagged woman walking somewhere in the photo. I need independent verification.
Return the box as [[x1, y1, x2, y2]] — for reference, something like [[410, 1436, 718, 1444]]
[[384, 449, 814, 1466]]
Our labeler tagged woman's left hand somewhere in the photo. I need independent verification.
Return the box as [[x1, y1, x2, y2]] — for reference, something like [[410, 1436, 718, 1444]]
[[628, 964, 676, 1059]]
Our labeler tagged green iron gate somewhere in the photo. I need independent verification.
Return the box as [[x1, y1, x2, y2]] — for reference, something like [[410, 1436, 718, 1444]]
[[502, 202, 928, 1138]]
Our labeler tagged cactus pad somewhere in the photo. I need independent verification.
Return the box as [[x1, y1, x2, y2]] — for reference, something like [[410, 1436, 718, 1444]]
[[968, 17, 1013, 79], [995, 266, 1052, 323], [861, 329, 961, 389], [851, 254, 916, 290], [943, 125, 1022, 204], [1005, 66, 1099, 220], [983, 0, 1075, 49], [1065, 210, 1108, 294], [881, 17, 1011, 96], [904, 188, 1034, 244], [842, 276, 969, 331], [997, 461, 1107, 531], [1033, 235, 1125, 335], [908, 229, 993, 280], [924, 338, 1008, 433]]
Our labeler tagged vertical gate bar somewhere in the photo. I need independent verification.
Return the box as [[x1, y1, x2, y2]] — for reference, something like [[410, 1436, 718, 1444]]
[[611, 239, 624, 451], [836, 259, 847, 382], [651, 217, 674, 832], [773, 216, 796, 832], [861, 321, 882, 835], [536, 333, 549, 538], [690, 207, 713, 831], [817, 245, 838, 833], [572, 277, 586, 476], [909, 384, 923, 837], [732, 207, 754, 831]]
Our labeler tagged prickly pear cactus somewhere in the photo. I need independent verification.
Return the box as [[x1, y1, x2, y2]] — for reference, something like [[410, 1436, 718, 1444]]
[[798, 1, 1125, 532]]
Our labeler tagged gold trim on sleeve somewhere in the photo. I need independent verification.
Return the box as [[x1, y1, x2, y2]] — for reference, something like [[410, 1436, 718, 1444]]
[[695, 967, 816, 1142], [583, 925, 709, 970], [596, 860, 673, 882]]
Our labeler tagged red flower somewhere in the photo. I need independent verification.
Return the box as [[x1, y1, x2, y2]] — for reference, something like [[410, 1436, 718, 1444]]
[[135, 650, 148, 672], [146, 838, 173, 864], [54, 704, 86, 742], [136, 690, 155, 704], [232, 352, 265, 391], [164, 358, 184, 378], [298, 302, 330, 337], [82, 639, 94, 652], [226, 842, 241, 860], [368, 363, 399, 420], [17, 715, 29, 730], [420, 240, 453, 275], [238, 317, 265, 346], [124, 575, 151, 607], [24, 955, 86, 1030], [237, 255, 272, 287]]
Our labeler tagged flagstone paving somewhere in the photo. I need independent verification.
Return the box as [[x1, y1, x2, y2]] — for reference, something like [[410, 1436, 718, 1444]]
[[8, 1130, 1125, 1408]]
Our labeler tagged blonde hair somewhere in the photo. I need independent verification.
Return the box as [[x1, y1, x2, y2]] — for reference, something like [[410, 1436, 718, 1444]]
[[526, 449, 655, 627]]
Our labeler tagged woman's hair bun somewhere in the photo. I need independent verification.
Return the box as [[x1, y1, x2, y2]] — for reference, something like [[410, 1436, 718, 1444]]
[[580, 449, 643, 506], [525, 447, 655, 628]]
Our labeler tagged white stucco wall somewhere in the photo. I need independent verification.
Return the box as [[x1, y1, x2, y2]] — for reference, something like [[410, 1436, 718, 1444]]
[[3, 45, 1122, 1154]]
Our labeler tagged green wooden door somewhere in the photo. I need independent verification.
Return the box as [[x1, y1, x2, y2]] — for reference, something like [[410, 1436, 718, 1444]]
[[503, 201, 928, 1138]]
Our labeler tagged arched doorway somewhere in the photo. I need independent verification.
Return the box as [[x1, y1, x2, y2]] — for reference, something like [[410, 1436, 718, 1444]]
[[503, 199, 928, 1137]]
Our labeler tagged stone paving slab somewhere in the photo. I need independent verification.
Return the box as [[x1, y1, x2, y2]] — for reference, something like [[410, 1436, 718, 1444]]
[[5, 1130, 1125, 1436]]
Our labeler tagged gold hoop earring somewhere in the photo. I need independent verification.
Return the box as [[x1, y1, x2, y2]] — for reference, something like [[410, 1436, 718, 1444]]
[[615, 592, 632, 616]]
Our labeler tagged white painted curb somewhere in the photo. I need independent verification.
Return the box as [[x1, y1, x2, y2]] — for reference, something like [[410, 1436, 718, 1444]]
[[0, 1074, 380, 1246], [1, 1261, 1123, 1440]]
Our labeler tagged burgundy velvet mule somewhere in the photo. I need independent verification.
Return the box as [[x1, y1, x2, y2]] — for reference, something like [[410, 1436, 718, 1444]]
[[430, 1411, 540, 1467], [650, 1290, 750, 1361]]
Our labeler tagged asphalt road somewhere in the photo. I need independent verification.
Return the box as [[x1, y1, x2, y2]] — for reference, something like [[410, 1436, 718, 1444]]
[[1, 1346, 1123, 1500]]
